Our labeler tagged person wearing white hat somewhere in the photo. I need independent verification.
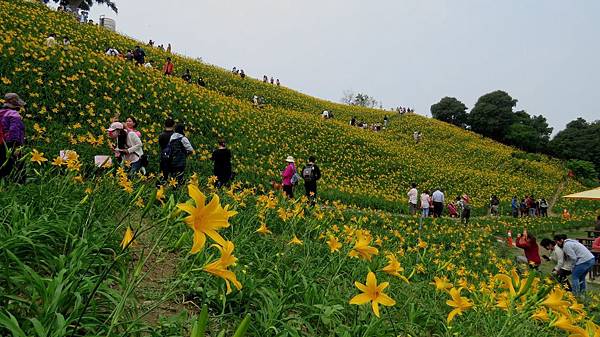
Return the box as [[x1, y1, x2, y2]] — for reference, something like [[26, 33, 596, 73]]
[[0, 93, 26, 180], [281, 156, 296, 198], [107, 121, 144, 175]]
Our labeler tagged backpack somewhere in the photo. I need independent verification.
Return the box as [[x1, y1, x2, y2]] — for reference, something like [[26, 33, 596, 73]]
[[302, 165, 316, 182], [291, 172, 301, 186], [160, 138, 184, 166]]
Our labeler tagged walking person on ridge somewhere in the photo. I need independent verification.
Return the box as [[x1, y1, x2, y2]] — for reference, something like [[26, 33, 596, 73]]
[[281, 156, 296, 198], [210, 139, 233, 188], [301, 156, 321, 205]]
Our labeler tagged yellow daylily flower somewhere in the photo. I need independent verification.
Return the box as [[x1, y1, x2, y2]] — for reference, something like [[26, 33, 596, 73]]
[[381, 254, 409, 283], [255, 223, 272, 235], [431, 276, 453, 292], [348, 230, 379, 261], [349, 271, 396, 317], [288, 235, 303, 245], [177, 184, 237, 254], [121, 226, 134, 249], [446, 287, 473, 324], [30, 149, 48, 165], [326, 236, 342, 253], [203, 241, 242, 294]]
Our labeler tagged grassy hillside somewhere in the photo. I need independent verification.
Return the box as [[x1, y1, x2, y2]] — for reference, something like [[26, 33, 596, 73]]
[[2, 2, 600, 337], [0, 0, 576, 212]]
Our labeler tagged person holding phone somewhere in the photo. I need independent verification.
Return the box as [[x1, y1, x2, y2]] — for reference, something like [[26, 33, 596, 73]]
[[515, 228, 541, 269]]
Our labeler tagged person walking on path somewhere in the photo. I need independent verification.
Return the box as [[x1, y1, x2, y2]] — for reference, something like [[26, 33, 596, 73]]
[[165, 124, 194, 186], [301, 156, 321, 205], [281, 156, 296, 198], [459, 194, 471, 225], [210, 139, 233, 188], [554, 234, 596, 295], [511, 196, 519, 218], [158, 118, 175, 184], [540, 238, 573, 291], [407, 183, 418, 215], [432, 188, 445, 217], [420, 190, 430, 218], [0, 93, 26, 181]]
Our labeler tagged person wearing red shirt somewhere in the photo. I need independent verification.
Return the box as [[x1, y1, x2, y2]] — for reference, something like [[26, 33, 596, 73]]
[[515, 228, 541, 268], [163, 57, 174, 76]]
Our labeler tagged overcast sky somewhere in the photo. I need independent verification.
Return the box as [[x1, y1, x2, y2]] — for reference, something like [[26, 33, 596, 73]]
[[88, 0, 600, 133]]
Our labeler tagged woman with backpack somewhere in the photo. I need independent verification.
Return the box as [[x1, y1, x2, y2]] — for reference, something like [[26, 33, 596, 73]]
[[281, 156, 297, 199]]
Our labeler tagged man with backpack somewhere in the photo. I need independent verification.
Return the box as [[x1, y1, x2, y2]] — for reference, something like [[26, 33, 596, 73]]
[[0, 93, 26, 180], [161, 124, 193, 186], [302, 156, 321, 204], [158, 118, 175, 184]]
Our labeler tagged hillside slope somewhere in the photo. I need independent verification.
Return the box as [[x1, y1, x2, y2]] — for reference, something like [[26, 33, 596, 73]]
[[0, 0, 571, 210]]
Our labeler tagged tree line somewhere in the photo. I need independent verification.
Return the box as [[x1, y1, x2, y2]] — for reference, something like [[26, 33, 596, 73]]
[[431, 91, 599, 182]]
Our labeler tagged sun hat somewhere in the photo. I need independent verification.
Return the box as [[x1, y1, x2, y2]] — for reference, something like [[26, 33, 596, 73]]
[[107, 121, 124, 132], [285, 156, 295, 163], [3, 93, 26, 108]]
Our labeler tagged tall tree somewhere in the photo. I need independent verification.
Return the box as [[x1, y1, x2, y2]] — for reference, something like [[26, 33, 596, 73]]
[[55, 0, 117, 13], [550, 118, 600, 177], [469, 90, 517, 141], [341, 91, 378, 108], [504, 111, 552, 152], [430, 97, 468, 127]]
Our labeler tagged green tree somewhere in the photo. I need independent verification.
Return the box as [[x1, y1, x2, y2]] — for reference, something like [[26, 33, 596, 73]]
[[341, 91, 378, 108], [469, 90, 517, 141], [55, 0, 117, 13], [430, 97, 468, 127], [504, 111, 552, 153], [550, 118, 600, 178]]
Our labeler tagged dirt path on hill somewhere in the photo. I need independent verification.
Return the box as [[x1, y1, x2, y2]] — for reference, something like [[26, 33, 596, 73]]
[[548, 177, 568, 216]]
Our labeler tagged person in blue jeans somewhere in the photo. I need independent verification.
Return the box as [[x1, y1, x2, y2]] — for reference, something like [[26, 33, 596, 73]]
[[554, 234, 596, 295]]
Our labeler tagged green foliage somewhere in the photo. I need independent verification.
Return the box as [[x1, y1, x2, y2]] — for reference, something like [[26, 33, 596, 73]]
[[430, 96, 468, 128], [566, 159, 598, 183], [468, 90, 517, 141], [550, 118, 600, 179]]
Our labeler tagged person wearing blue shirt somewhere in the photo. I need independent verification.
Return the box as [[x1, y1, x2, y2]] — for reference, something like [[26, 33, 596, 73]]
[[511, 196, 519, 218]]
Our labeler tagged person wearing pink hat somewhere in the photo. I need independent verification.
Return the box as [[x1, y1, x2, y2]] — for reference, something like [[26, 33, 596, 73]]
[[281, 156, 296, 198], [107, 121, 144, 175]]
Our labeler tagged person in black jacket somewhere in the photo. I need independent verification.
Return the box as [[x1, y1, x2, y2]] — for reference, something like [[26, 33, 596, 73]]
[[211, 139, 232, 187], [157, 118, 175, 184], [302, 156, 321, 205]]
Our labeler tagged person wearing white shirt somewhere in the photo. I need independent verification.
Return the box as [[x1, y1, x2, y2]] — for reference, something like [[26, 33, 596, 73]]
[[420, 191, 431, 218], [432, 189, 445, 218], [541, 238, 573, 290], [45, 33, 57, 47], [407, 183, 418, 215]]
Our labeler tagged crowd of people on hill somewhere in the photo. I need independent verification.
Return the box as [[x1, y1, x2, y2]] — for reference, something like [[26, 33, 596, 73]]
[[396, 106, 414, 114], [348, 116, 390, 132], [508, 195, 550, 218], [405, 184, 472, 224], [262, 75, 280, 86]]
